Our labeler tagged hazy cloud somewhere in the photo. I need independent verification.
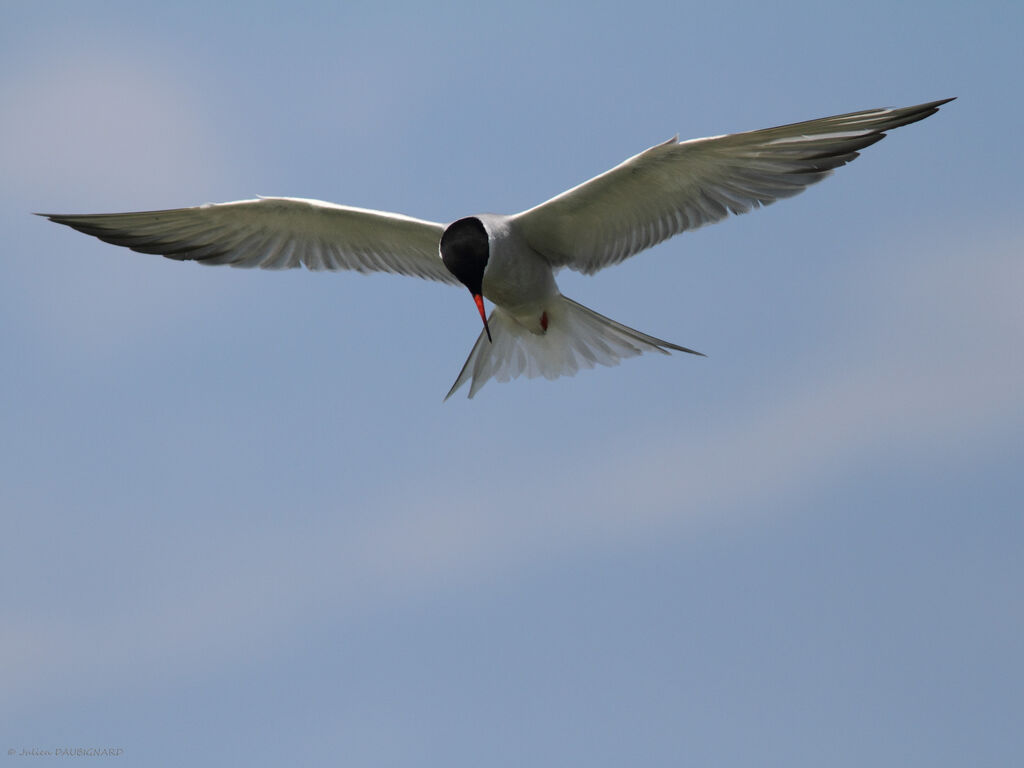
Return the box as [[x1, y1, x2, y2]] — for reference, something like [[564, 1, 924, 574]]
[[4, 224, 1018, 711]]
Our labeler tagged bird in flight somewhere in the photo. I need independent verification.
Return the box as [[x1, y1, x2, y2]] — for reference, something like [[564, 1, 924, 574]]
[[41, 98, 953, 398]]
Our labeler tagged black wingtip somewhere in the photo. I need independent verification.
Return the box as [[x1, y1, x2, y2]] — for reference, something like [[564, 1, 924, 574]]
[[918, 96, 957, 116], [663, 341, 705, 357], [36, 212, 84, 226]]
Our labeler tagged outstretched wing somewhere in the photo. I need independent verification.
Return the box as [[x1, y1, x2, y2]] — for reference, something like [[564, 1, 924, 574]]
[[40, 196, 459, 284], [514, 98, 953, 274]]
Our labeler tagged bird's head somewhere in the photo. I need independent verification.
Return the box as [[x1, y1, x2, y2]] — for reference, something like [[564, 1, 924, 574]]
[[440, 216, 491, 342]]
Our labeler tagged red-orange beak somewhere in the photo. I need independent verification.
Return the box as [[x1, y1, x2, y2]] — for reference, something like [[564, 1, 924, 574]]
[[473, 293, 492, 343]]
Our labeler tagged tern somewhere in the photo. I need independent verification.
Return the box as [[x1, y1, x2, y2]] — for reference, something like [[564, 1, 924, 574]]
[[40, 98, 952, 398]]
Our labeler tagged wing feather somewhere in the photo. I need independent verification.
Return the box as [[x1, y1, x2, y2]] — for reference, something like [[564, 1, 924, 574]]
[[514, 99, 954, 274], [40, 196, 459, 285]]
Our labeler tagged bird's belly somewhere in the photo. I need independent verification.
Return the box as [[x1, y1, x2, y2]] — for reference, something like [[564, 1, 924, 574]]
[[482, 251, 557, 335]]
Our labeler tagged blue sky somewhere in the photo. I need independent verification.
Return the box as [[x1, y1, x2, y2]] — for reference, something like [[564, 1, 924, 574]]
[[2, 1, 1021, 765]]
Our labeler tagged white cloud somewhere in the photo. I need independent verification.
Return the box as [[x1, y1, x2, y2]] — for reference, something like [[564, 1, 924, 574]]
[[1, 42, 250, 362], [3, 213, 1019, 714], [1, 46, 230, 205], [573, 223, 1023, 524]]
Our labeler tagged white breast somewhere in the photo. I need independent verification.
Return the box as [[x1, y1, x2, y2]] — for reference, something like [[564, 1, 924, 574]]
[[477, 213, 558, 331]]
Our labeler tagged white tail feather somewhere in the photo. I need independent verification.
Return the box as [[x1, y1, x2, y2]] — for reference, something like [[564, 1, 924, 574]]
[[445, 295, 702, 399]]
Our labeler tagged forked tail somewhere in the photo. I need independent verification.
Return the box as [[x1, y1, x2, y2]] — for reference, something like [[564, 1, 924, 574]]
[[445, 295, 702, 399]]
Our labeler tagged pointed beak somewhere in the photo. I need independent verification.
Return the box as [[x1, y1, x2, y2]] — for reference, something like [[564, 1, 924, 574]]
[[473, 293, 492, 343]]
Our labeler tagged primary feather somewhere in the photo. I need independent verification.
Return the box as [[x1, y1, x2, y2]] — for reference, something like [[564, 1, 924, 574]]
[[514, 99, 953, 274], [40, 196, 457, 284]]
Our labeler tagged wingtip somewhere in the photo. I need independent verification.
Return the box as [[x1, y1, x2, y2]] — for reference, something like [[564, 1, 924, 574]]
[[914, 96, 957, 116], [663, 341, 706, 357], [921, 96, 957, 113], [35, 212, 78, 224]]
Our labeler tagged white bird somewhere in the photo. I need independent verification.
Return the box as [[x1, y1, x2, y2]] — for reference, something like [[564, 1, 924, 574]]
[[41, 98, 953, 398]]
